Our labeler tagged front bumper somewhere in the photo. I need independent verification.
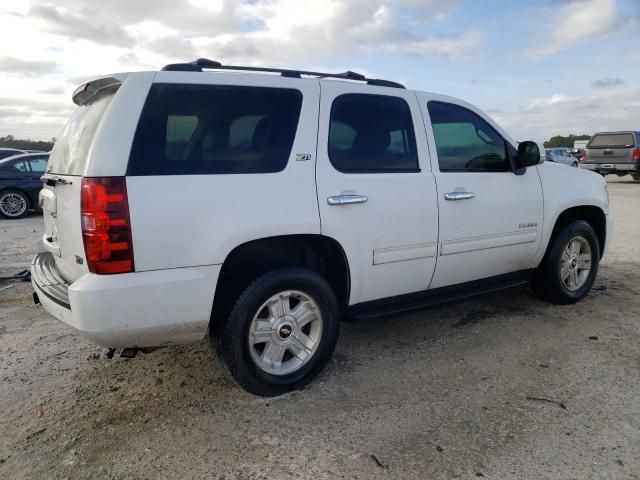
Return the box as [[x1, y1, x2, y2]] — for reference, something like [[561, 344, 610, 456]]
[[31, 252, 221, 348]]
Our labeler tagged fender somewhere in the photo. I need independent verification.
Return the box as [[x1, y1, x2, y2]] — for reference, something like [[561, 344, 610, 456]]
[[533, 162, 609, 266]]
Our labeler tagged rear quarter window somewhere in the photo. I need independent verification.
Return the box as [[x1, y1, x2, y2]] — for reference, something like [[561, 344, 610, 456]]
[[127, 84, 303, 175]]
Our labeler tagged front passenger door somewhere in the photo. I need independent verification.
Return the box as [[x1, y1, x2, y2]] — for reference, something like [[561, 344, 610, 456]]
[[419, 98, 544, 289]]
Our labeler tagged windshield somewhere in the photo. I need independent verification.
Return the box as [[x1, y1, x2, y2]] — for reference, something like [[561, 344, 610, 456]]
[[47, 90, 115, 175]]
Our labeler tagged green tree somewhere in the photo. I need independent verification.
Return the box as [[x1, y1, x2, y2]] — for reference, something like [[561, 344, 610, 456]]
[[0, 135, 55, 151], [544, 134, 591, 148]]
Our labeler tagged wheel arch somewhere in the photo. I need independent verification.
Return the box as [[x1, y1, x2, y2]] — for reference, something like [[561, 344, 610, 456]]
[[547, 205, 607, 259], [210, 234, 351, 333]]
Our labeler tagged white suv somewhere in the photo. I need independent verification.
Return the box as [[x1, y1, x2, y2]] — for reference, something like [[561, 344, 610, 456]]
[[32, 59, 612, 396]]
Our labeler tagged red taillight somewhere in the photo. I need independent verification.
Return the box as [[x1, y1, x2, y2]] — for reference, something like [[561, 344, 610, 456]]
[[81, 177, 134, 274], [633, 148, 640, 160], [581, 150, 587, 160]]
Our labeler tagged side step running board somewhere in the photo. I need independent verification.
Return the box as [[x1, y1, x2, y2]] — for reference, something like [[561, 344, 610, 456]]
[[346, 270, 532, 322]]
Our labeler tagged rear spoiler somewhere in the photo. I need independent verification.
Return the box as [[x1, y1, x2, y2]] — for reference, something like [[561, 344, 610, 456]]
[[72, 73, 129, 106]]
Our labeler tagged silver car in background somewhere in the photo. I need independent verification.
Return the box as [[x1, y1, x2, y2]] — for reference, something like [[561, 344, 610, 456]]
[[546, 148, 579, 167]]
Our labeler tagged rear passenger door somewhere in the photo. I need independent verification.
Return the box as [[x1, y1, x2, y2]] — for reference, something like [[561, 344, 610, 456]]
[[125, 73, 321, 271], [316, 82, 439, 305]]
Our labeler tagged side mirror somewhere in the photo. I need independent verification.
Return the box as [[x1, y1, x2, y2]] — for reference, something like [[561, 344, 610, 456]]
[[517, 141, 541, 169]]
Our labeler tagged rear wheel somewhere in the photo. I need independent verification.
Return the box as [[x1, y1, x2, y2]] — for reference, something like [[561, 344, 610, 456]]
[[213, 267, 340, 396], [632, 172, 640, 182], [0, 189, 29, 219], [531, 220, 599, 304], [572, 161, 578, 167]]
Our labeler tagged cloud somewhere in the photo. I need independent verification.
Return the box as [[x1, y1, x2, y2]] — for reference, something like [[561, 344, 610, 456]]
[[627, 50, 640, 63], [29, 4, 134, 47], [490, 86, 640, 142], [28, 0, 241, 48], [0, 95, 74, 139], [525, 0, 634, 59], [38, 86, 66, 95], [591, 78, 625, 89], [196, 0, 482, 63], [0, 56, 59, 77], [25, 0, 480, 63], [0, 108, 31, 118], [0, 96, 73, 117]]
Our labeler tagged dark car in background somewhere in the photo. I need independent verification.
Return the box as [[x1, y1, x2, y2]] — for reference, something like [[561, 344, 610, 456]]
[[581, 131, 640, 181], [0, 152, 49, 219], [0, 147, 27, 160]]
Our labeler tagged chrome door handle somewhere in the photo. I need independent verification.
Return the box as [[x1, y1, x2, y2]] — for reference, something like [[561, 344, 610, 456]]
[[444, 191, 475, 201], [327, 194, 368, 206]]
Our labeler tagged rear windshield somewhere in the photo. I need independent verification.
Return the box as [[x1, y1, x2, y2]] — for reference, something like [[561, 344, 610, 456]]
[[127, 84, 303, 176], [588, 133, 635, 149], [47, 90, 116, 175]]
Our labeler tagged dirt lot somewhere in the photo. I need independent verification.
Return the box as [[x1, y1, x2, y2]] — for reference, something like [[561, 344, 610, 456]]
[[1, 176, 639, 480]]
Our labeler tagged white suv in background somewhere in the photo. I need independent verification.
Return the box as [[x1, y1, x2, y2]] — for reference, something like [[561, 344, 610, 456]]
[[32, 59, 612, 396]]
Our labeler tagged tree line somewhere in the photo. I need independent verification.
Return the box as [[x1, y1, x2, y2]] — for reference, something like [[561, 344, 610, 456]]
[[0, 135, 55, 152], [543, 134, 591, 148]]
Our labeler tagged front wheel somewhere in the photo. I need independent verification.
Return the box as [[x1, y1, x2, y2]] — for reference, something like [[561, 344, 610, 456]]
[[531, 220, 600, 304], [572, 161, 578, 167], [213, 267, 340, 396]]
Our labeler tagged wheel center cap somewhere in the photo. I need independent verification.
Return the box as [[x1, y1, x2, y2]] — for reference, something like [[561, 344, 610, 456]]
[[278, 323, 293, 339], [570, 257, 578, 268]]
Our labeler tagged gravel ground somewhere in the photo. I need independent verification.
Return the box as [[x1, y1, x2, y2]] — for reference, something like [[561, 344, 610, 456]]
[[0, 175, 639, 480]]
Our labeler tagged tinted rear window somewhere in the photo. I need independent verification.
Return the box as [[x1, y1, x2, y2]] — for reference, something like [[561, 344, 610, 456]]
[[127, 84, 303, 175], [588, 133, 635, 148]]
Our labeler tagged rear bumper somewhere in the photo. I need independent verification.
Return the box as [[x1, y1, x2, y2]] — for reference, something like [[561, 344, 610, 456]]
[[31, 252, 221, 348], [31, 252, 70, 309], [581, 162, 638, 173]]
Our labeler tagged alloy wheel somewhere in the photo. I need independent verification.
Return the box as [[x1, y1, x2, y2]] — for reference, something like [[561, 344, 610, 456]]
[[560, 235, 592, 291], [0, 192, 27, 218], [248, 290, 323, 376]]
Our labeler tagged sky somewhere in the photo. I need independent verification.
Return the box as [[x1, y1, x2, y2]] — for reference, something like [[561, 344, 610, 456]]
[[0, 0, 638, 143]]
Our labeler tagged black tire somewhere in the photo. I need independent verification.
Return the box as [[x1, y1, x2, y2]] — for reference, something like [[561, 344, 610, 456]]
[[572, 161, 578, 167], [213, 267, 340, 396], [632, 172, 640, 182], [0, 189, 30, 219], [531, 220, 600, 304]]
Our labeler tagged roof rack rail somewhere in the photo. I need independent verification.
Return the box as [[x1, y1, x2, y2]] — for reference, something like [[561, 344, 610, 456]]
[[161, 58, 405, 89]]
